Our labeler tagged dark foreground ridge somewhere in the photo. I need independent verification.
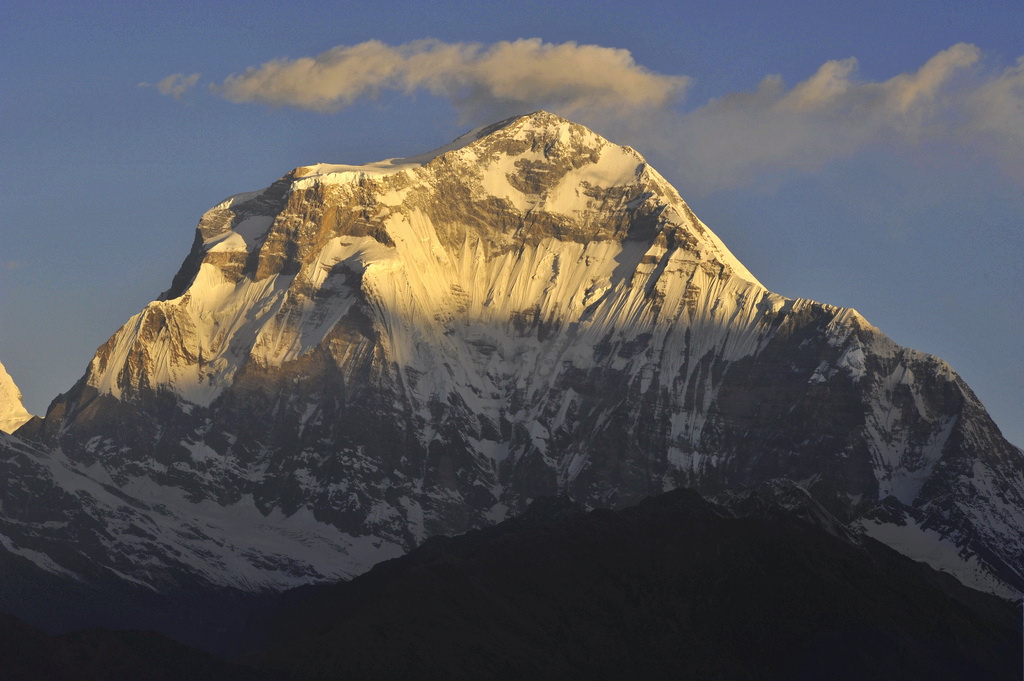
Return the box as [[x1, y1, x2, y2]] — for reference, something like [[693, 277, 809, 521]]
[[0, 611, 278, 681], [246, 485, 1019, 681]]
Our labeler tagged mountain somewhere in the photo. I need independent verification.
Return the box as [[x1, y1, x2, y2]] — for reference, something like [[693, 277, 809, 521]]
[[8, 112, 1023, 608], [0, 361, 33, 434], [248, 486, 1020, 681]]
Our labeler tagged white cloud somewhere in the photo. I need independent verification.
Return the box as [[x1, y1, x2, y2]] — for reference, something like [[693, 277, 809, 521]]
[[141, 72, 200, 99], [211, 39, 690, 117]]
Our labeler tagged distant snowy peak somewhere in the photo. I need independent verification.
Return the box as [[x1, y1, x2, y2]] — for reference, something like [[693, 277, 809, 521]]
[[0, 361, 32, 434]]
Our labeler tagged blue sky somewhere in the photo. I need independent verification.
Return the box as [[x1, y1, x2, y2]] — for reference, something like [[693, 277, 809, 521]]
[[1, 0, 1021, 445]]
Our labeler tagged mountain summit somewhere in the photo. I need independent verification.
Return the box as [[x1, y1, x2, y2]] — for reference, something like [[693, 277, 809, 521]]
[[10, 112, 1023, 601], [0, 361, 33, 434]]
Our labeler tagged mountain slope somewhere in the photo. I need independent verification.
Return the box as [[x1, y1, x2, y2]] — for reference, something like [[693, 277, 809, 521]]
[[0, 431, 401, 593], [16, 111, 1024, 596]]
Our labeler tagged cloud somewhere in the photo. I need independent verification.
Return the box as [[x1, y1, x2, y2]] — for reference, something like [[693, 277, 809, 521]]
[[211, 39, 690, 117], [682, 44, 982, 183], [141, 72, 200, 99], [160, 40, 1023, 193], [961, 55, 1024, 172], [593, 43, 1024, 194]]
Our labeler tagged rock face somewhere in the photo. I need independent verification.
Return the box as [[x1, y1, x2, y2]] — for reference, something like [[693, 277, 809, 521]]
[[0, 361, 33, 434], [13, 112, 1024, 596]]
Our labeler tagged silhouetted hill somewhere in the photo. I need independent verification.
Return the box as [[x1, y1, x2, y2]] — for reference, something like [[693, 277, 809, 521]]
[[250, 487, 1020, 680]]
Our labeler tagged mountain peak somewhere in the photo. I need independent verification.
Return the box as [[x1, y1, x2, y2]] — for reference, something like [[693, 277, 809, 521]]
[[196, 112, 760, 293], [288, 110, 633, 192], [0, 360, 33, 434], [471, 109, 601, 144]]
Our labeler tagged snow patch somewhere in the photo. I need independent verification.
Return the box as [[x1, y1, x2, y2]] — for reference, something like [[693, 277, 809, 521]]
[[858, 519, 1017, 597]]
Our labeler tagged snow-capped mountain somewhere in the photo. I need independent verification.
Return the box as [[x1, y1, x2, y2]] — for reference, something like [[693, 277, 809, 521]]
[[0, 361, 33, 434], [11, 112, 1024, 598]]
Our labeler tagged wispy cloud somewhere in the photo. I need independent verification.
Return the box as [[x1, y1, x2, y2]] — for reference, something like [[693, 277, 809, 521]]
[[210, 39, 689, 117], [960, 55, 1024, 175], [595, 43, 1024, 194], [141, 72, 200, 99]]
